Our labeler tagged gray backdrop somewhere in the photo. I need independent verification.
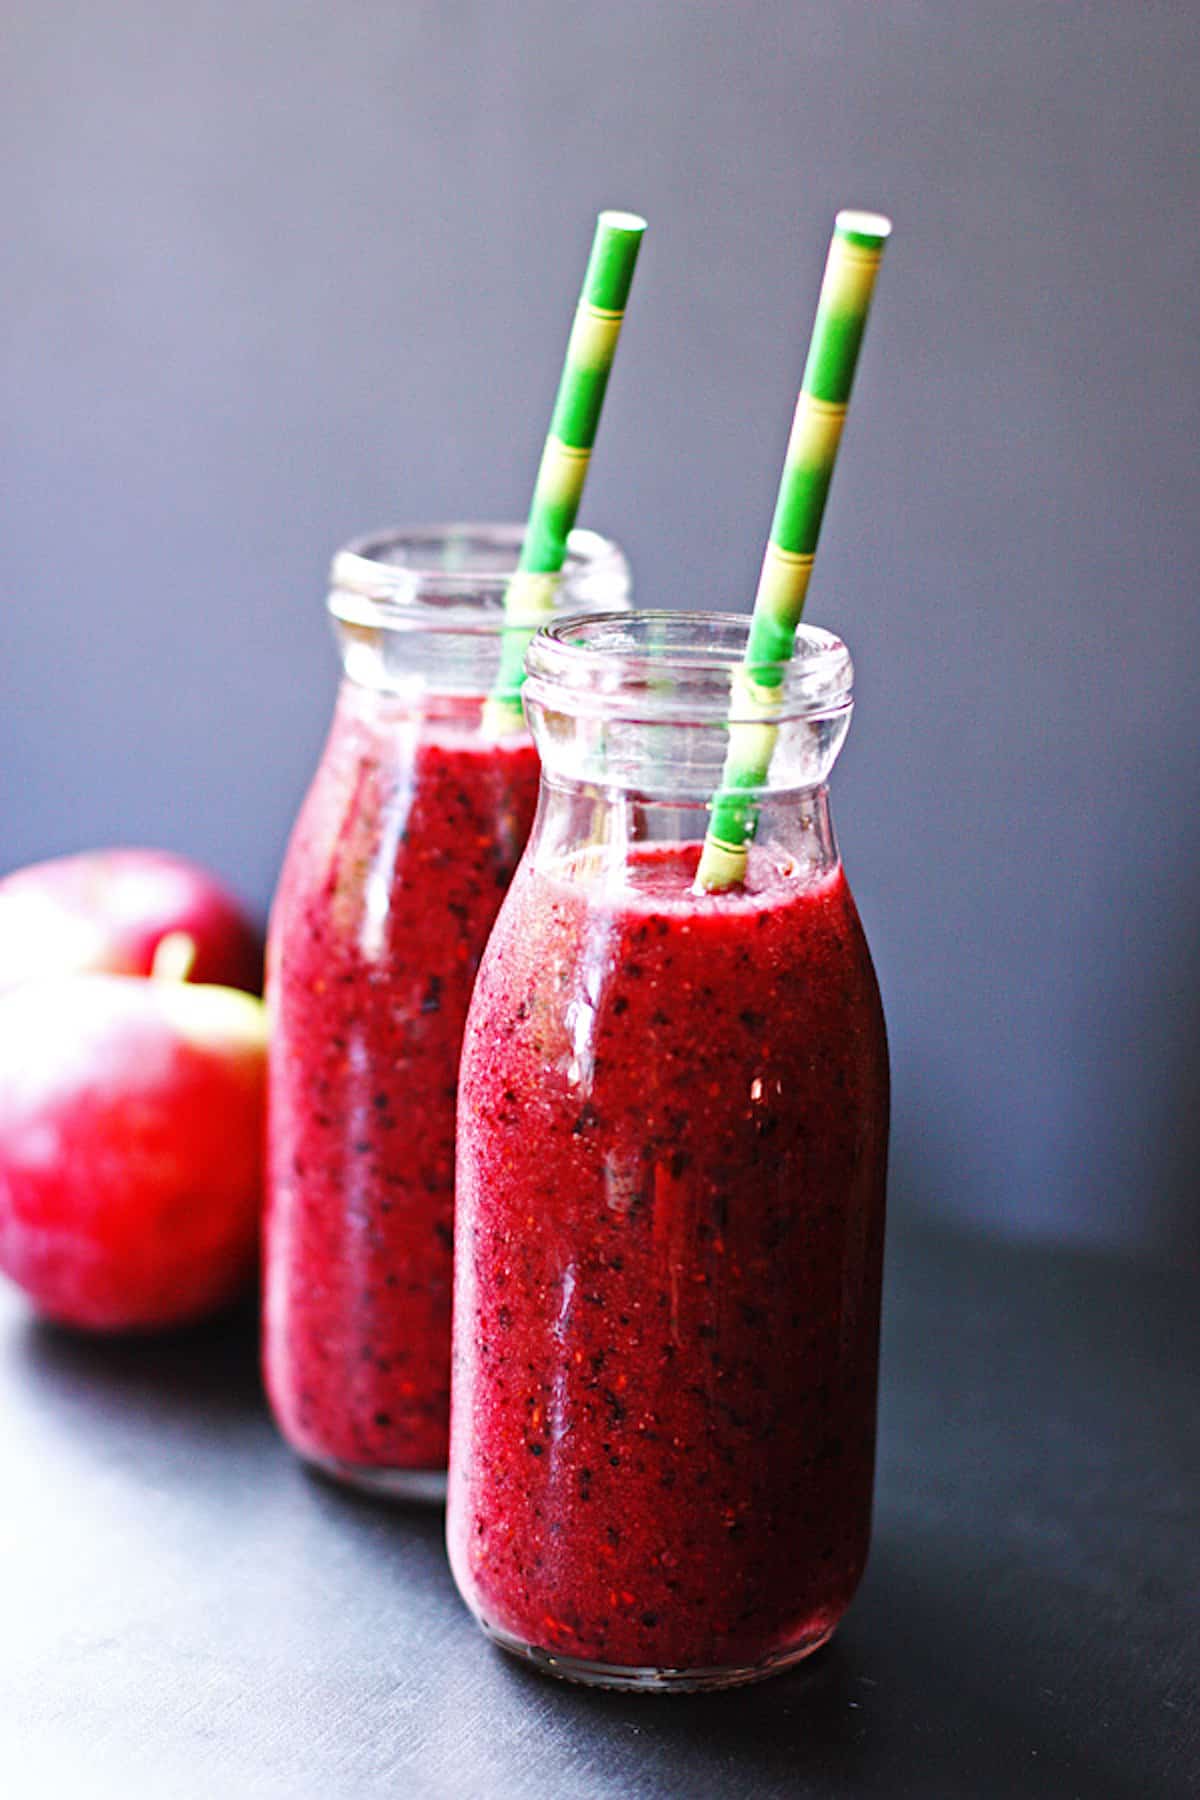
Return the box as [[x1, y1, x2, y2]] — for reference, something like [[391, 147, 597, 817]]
[[2, 2, 1196, 1258]]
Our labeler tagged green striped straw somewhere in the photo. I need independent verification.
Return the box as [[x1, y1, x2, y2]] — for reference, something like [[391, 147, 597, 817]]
[[694, 209, 891, 892], [482, 209, 646, 735]]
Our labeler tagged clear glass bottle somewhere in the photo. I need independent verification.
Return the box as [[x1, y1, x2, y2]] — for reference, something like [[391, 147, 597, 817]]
[[263, 525, 630, 1499], [448, 611, 889, 1686]]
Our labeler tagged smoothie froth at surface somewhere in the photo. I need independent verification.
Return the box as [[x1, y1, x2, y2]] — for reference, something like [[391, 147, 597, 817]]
[[449, 840, 889, 1675]]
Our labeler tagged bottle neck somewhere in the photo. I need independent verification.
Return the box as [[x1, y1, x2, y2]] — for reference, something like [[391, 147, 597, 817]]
[[326, 523, 631, 704], [527, 772, 840, 890], [520, 613, 855, 896], [334, 656, 499, 731]]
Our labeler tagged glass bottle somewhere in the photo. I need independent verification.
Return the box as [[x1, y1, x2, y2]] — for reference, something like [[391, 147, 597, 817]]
[[263, 525, 631, 1498], [448, 611, 889, 1686]]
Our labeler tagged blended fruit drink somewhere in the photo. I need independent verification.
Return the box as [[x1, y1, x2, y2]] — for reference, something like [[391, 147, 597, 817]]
[[266, 701, 538, 1478], [264, 527, 630, 1495], [448, 613, 889, 1686]]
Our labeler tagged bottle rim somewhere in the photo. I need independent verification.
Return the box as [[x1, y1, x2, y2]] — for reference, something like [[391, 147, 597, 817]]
[[328, 523, 630, 634], [522, 611, 854, 724]]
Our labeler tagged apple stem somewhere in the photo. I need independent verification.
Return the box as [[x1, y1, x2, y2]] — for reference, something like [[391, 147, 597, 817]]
[[151, 932, 199, 983]]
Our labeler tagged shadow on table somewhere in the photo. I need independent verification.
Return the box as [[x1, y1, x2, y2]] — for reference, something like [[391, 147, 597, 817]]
[[489, 1526, 1150, 1800], [474, 1222, 1199, 1800], [13, 1292, 264, 1427], [297, 1458, 457, 1575]]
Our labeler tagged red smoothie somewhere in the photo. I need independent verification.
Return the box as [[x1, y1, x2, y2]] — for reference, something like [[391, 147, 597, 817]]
[[448, 840, 888, 1679], [264, 686, 539, 1479]]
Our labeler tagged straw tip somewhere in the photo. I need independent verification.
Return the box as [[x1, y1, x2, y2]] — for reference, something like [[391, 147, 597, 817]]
[[597, 209, 648, 237], [834, 209, 892, 247]]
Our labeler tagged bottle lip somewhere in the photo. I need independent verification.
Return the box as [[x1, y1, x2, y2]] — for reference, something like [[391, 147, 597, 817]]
[[328, 523, 630, 634], [523, 610, 854, 723]]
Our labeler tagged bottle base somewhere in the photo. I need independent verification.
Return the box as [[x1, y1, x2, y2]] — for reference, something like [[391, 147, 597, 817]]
[[302, 1451, 447, 1505], [476, 1616, 836, 1692]]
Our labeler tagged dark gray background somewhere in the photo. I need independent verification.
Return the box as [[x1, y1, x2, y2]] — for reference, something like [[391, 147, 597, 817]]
[[2, 1, 1197, 1257]]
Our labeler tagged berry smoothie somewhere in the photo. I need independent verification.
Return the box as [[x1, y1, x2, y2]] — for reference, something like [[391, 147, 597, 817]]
[[448, 841, 888, 1678], [264, 686, 539, 1480]]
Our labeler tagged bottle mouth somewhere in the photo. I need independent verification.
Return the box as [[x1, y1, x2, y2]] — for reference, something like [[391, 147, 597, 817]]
[[523, 611, 854, 723], [328, 523, 630, 633]]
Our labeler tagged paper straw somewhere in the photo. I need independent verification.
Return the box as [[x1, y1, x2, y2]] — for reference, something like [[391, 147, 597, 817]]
[[694, 210, 891, 891], [483, 209, 646, 733]]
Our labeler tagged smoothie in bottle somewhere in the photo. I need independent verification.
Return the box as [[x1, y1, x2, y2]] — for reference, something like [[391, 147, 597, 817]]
[[264, 527, 629, 1495], [448, 613, 889, 1685]]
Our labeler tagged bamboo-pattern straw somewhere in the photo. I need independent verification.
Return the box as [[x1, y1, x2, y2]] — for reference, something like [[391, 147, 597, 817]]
[[483, 209, 646, 734], [694, 209, 891, 891]]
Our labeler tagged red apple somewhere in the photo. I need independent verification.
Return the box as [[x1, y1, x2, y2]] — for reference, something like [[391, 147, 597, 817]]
[[0, 849, 262, 993], [0, 974, 267, 1331]]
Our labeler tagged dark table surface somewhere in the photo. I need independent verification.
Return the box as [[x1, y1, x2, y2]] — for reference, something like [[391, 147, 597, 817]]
[[1, 1217, 1196, 1799]]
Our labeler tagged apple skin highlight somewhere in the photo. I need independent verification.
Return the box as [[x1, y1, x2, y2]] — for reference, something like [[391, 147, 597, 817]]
[[0, 974, 266, 1331]]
